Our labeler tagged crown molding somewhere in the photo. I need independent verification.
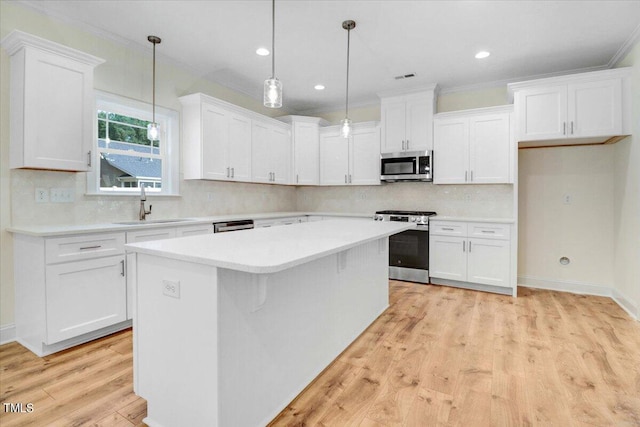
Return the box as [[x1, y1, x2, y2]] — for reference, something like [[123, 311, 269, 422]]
[[609, 22, 640, 67]]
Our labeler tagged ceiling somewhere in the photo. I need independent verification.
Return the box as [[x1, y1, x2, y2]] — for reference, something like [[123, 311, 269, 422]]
[[17, 0, 640, 114]]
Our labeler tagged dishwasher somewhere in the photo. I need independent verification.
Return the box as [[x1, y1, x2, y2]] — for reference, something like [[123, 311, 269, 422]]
[[212, 219, 254, 233]]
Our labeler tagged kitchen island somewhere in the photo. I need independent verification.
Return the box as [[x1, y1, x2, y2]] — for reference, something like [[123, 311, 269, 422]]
[[126, 219, 414, 427]]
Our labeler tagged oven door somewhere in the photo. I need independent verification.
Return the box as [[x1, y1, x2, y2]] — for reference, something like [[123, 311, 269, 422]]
[[388, 226, 430, 283]]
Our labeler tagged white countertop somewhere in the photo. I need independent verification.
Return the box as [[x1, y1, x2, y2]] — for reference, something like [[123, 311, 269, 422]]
[[6, 212, 372, 237], [126, 219, 414, 274]]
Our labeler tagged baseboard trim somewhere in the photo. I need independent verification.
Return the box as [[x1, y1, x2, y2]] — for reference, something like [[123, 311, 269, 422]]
[[518, 275, 638, 321], [0, 324, 16, 345], [612, 288, 639, 321]]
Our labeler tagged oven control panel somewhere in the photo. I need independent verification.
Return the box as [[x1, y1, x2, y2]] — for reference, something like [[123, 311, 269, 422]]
[[373, 212, 433, 226]]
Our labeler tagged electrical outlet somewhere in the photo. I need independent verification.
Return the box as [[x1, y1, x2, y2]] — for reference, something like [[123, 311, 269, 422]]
[[35, 188, 49, 203], [162, 280, 180, 299], [50, 187, 75, 203]]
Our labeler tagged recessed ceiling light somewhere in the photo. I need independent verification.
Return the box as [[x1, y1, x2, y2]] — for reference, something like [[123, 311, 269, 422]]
[[314, 84, 325, 90], [475, 51, 490, 59], [256, 47, 270, 56]]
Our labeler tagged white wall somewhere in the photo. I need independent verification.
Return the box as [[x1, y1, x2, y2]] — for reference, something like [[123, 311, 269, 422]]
[[518, 145, 615, 291], [613, 41, 640, 318]]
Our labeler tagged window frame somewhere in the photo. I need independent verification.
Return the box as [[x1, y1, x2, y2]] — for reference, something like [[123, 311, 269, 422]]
[[87, 91, 180, 196]]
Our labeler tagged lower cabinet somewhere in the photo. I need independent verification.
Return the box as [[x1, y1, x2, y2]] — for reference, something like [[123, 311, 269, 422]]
[[430, 220, 513, 294], [13, 232, 129, 356], [45, 255, 126, 344]]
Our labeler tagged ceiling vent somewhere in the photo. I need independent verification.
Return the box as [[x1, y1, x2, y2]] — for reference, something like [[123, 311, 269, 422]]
[[395, 73, 416, 80]]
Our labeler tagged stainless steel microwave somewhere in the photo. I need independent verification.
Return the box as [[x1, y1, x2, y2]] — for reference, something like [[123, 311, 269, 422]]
[[380, 150, 432, 182]]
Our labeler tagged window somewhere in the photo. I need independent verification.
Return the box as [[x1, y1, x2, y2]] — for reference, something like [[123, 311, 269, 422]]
[[87, 91, 179, 195]]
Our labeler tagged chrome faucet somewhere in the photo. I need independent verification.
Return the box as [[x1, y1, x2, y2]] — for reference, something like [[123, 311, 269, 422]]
[[139, 184, 152, 221]]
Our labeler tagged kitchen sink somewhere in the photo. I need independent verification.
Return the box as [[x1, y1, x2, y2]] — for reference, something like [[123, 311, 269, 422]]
[[113, 218, 194, 225]]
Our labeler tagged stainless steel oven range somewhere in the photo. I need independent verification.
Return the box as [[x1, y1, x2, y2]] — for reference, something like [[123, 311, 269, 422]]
[[373, 210, 437, 284]]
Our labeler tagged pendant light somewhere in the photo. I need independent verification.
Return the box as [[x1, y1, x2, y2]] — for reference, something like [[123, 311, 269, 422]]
[[264, 0, 282, 108], [341, 20, 356, 138], [147, 35, 161, 141]]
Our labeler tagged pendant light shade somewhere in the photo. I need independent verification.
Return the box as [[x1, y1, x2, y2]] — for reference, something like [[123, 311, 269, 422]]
[[341, 20, 356, 138], [264, 0, 282, 108], [147, 35, 161, 141]]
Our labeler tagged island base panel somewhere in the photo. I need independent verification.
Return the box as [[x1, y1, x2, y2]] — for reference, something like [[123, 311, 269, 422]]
[[134, 238, 389, 427]]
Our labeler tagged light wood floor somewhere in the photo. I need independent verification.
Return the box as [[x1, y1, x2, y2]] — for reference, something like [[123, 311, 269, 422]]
[[2, 282, 640, 426]]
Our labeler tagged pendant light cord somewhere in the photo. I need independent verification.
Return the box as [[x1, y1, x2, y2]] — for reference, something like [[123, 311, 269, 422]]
[[271, 0, 275, 79], [345, 26, 350, 118], [152, 41, 156, 124]]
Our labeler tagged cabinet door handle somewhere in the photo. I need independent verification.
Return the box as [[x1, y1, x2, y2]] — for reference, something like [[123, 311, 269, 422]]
[[296, 174, 299, 184], [406, 140, 409, 149], [463, 241, 466, 252], [344, 174, 348, 184], [272, 172, 275, 181], [120, 259, 125, 276], [469, 241, 472, 252], [402, 140, 405, 150], [79, 245, 102, 250], [349, 174, 352, 184], [470, 170, 473, 182], [481, 230, 495, 233], [442, 227, 454, 231], [563, 122, 566, 135], [87, 151, 92, 167], [465, 171, 468, 182], [231, 168, 235, 178], [226, 167, 230, 178], [571, 121, 574, 134]]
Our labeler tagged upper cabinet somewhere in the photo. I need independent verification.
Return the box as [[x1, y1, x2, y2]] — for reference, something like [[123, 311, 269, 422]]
[[319, 122, 381, 186], [433, 106, 514, 185], [251, 119, 291, 184], [277, 116, 328, 186], [181, 93, 276, 182], [508, 68, 631, 148], [379, 86, 437, 153], [2, 31, 104, 171]]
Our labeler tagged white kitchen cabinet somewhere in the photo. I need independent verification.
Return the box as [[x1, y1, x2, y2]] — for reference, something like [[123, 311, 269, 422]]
[[45, 255, 126, 344], [252, 119, 291, 184], [509, 68, 631, 147], [175, 223, 214, 237], [433, 106, 513, 184], [254, 216, 307, 228], [379, 87, 437, 153], [319, 122, 381, 186], [430, 220, 513, 294], [277, 116, 328, 185], [2, 31, 104, 171], [13, 231, 128, 356], [181, 93, 253, 182], [126, 228, 177, 243]]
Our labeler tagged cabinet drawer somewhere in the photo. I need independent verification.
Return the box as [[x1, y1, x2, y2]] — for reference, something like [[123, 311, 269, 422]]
[[126, 228, 177, 243], [429, 222, 467, 236], [468, 223, 511, 240], [176, 224, 214, 237], [45, 233, 125, 264]]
